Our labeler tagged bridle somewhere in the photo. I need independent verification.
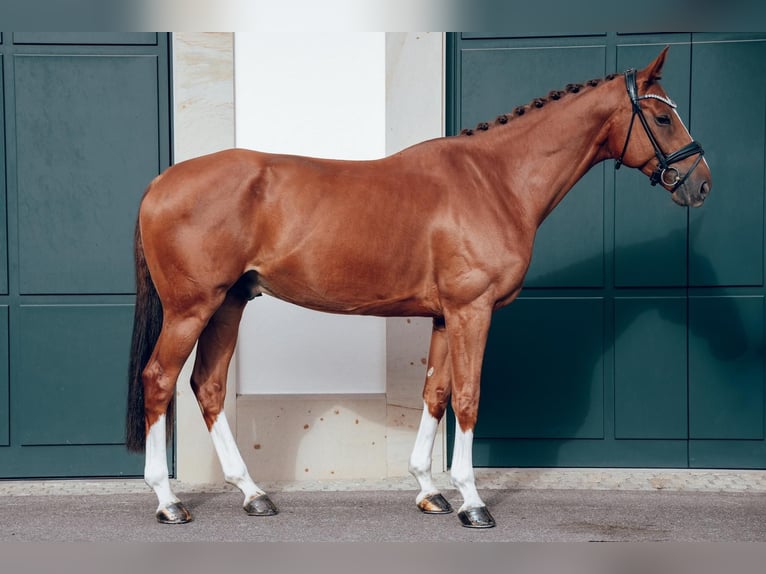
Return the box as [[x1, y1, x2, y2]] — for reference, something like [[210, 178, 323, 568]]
[[615, 68, 704, 191]]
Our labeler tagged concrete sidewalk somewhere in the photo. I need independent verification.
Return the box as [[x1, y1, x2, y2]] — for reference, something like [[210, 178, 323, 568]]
[[2, 470, 766, 542]]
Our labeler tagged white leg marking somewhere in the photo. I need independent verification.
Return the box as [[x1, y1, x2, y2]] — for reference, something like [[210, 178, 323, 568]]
[[209, 412, 265, 505], [408, 402, 440, 504], [450, 417, 485, 512], [144, 414, 179, 511]]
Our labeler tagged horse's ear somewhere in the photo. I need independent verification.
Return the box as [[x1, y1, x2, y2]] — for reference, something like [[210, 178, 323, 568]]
[[641, 45, 669, 86]]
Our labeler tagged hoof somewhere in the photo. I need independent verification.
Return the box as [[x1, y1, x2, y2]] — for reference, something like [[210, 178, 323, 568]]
[[417, 493, 453, 514], [244, 493, 279, 516], [457, 506, 496, 528], [156, 501, 192, 524]]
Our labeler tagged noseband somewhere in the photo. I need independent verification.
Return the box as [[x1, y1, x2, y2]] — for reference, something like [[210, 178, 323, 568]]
[[615, 69, 704, 191]]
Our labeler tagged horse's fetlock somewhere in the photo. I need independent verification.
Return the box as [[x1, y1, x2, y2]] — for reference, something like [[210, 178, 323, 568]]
[[224, 470, 248, 489], [450, 468, 473, 491]]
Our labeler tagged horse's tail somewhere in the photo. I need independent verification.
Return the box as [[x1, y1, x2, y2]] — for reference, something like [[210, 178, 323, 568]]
[[125, 222, 169, 452]]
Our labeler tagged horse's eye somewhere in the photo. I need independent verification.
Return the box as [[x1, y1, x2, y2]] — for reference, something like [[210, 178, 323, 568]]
[[655, 114, 672, 126]]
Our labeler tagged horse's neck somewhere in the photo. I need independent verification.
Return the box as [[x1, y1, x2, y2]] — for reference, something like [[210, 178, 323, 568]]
[[477, 84, 618, 226]]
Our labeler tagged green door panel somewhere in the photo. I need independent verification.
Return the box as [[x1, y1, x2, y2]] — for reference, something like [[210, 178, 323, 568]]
[[17, 305, 134, 446], [0, 54, 6, 295], [614, 41, 691, 288], [614, 298, 688, 439], [460, 45, 607, 288], [689, 440, 766, 470], [0, 444, 144, 478], [14, 54, 159, 295], [13, 33, 157, 45], [471, 437, 688, 468], [462, 34, 608, 40], [689, 296, 764, 440], [689, 40, 766, 287], [477, 298, 605, 439], [0, 306, 8, 445]]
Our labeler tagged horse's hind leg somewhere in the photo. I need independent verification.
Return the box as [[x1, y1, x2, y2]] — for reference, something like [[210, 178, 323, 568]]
[[143, 310, 213, 524], [191, 286, 278, 516], [409, 317, 453, 514]]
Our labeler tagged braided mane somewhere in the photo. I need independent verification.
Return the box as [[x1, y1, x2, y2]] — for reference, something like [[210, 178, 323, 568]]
[[459, 73, 619, 136]]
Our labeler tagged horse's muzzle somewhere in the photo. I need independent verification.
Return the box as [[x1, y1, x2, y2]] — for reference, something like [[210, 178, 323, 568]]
[[672, 179, 711, 207]]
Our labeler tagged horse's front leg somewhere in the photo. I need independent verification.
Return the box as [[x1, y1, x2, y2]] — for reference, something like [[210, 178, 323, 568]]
[[444, 301, 496, 528], [409, 317, 453, 514]]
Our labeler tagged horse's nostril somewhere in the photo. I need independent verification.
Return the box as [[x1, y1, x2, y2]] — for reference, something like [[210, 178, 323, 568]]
[[700, 181, 711, 198]]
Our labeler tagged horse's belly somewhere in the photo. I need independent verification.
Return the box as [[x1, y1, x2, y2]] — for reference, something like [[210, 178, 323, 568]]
[[254, 265, 438, 318]]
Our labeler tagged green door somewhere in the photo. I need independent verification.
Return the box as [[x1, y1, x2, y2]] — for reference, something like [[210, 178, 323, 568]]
[[0, 33, 172, 477], [447, 33, 766, 468]]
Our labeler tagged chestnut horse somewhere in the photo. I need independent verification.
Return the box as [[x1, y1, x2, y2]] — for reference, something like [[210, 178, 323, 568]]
[[126, 47, 711, 528]]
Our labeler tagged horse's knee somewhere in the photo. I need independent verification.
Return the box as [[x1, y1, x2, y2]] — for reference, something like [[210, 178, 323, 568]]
[[423, 381, 451, 418], [423, 391, 447, 419], [451, 393, 478, 432]]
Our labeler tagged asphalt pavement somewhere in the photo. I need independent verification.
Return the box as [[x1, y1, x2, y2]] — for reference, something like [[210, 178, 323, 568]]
[[3, 485, 766, 542]]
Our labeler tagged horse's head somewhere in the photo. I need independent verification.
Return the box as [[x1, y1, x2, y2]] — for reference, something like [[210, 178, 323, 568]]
[[612, 46, 712, 207]]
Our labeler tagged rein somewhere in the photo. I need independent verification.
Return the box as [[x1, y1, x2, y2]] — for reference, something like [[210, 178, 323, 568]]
[[615, 68, 704, 191]]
